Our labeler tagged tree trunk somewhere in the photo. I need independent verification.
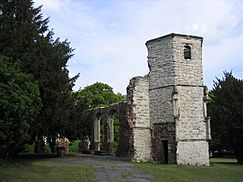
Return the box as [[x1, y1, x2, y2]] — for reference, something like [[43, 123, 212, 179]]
[[34, 136, 45, 153]]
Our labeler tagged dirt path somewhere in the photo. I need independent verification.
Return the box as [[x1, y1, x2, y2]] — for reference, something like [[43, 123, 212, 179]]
[[49, 153, 156, 182]]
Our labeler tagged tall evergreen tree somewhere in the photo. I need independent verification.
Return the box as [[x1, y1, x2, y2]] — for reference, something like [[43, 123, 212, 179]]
[[0, 0, 49, 69], [209, 72, 243, 164], [0, 55, 42, 157], [0, 0, 79, 153]]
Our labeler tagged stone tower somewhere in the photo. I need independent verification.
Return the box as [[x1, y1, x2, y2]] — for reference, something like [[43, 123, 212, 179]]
[[146, 33, 210, 166], [91, 33, 210, 166]]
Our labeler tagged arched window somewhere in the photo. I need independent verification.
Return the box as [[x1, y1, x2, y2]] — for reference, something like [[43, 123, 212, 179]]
[[184, 45, 191, 59]]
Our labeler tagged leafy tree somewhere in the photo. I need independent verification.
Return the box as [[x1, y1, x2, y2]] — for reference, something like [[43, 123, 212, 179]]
[[209, 72, 243, 164], [76, 82, 125, 148], [0, 56, 42, 157], [77, 82, 125, 109]]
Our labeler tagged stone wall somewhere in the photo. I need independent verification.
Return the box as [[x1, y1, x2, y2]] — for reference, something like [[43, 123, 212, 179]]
[[151, 122, 176, 163], [127, 76, 152, 162], [177, 141, 209, 166], [175, 86, 206, 140], [149, 87, 174, 124], [147, 36, 174, 89], [172, 35, 203, 86]]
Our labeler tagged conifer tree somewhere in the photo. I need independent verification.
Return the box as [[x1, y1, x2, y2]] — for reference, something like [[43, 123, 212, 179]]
[[0, 55, 42, 157], [0, 0, 79, 154], [209, 72, 243, 164]]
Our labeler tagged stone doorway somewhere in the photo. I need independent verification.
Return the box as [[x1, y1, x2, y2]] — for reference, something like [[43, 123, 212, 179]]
[[162, 140, 168, 164]]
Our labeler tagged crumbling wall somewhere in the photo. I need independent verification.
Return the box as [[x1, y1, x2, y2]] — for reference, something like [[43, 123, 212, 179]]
[[127, 76, 151, 162]]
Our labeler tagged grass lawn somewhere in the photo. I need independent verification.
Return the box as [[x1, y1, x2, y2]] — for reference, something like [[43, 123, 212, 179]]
[[135, 158, 243, 182], [0, 158, 97, 182]]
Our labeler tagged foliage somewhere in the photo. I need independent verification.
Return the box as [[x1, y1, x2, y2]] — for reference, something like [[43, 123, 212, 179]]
[[22, 144, 35, 154], [0, 56, 42, 157], [0, 159, 97, 182], [77, 82, 125, 109], [112, 113, 120, 153], [74, 82, 125, 141], [208, 72, 243, 164], [0, 0, 79, 153], [69, 140, 80, 153], [61, 92, 92, 141], [135, 158, 243, 182]]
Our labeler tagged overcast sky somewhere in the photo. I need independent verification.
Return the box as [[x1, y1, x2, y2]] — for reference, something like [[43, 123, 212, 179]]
[[34, 0, 243, 94]]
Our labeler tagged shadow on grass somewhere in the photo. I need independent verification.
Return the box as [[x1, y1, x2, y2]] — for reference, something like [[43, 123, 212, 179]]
[[210, 157, 239, 166], [214, 162, 238, 165], [17, 153, 58, 159], [0, 153, 59, 168]]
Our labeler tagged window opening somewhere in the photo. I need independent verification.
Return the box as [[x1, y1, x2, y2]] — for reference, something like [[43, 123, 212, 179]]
[[184, 45, 191, 59]]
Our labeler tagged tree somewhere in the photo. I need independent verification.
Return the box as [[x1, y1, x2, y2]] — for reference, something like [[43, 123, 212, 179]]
[[33, 36, 79, 152], [62, 93, 92, 141], [77, 82, 125, 109], [75, 82, 125, 146], [209, 72, 243, 164], [0, 0, 49, 70], [0, 0, 79, 153], [0, 56, 42, 157]]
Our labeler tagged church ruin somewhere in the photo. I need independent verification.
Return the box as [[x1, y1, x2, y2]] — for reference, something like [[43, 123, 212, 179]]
[[89, 33, 211, 166]]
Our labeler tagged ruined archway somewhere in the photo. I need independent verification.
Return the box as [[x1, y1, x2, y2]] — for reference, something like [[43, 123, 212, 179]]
[[91, 102, 130, 156]]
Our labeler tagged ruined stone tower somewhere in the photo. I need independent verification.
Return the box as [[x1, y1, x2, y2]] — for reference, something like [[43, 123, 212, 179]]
[[91, 33, 210, 166], [128, 33, 210, 166]]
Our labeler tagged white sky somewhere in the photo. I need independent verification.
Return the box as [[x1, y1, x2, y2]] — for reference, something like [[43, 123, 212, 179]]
[[34, 0, 243, 94]]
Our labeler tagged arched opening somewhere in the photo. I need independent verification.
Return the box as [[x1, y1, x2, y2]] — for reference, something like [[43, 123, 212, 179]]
[[109, 110, 121, 155]]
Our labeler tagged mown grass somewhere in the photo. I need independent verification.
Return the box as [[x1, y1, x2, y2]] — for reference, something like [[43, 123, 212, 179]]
[[1, 157, 242, 182], [135, 158, 243, 182], [0, 158, 97, 182]]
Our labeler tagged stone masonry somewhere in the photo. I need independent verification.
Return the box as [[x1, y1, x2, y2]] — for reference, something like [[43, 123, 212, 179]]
[[90, 33, 211, 166]]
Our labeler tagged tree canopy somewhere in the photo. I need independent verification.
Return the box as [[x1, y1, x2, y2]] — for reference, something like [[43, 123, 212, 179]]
[[77, 82, 125, 109], [72, 82, 126, 141], [0, 56, 42, 157], [209, 72, 243, 164], [0, 0, 79, 155]]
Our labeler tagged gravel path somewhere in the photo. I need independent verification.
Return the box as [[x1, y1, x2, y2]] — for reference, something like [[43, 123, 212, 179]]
[[49, 153, 156, 182]]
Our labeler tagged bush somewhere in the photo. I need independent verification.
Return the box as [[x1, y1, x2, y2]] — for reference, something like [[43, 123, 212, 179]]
[[22, 144, 35, 153], [69, 140, 80, 152]]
